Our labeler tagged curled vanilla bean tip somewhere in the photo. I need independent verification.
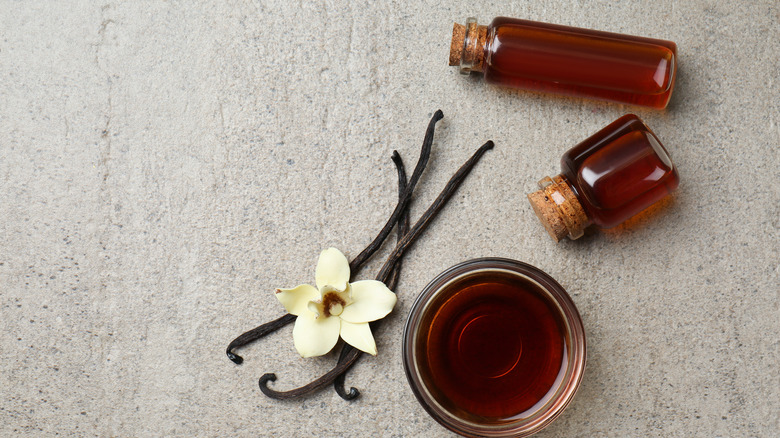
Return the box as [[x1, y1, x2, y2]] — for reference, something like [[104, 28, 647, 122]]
[[226, 313, 296, 365], [258, 373, 277, 393], [227, 352, 243, 365], [336, 385, 360, 400], [334, 341, 359, 401]]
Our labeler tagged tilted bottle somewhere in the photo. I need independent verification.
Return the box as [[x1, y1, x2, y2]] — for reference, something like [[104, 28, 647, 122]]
[[528, 114, 679, 241]]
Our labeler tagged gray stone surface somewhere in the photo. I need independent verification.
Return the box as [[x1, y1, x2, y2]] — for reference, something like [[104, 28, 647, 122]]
[[1, 1, 778, 436]]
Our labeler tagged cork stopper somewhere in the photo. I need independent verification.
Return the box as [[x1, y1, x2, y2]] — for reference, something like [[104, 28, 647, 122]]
[[448, 19, 488, 73], [527, 175, 590, 242], [448, 23, 466, 66]]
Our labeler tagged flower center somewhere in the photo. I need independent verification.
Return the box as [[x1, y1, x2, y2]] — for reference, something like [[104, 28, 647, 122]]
[[322, 292, 346, 318]]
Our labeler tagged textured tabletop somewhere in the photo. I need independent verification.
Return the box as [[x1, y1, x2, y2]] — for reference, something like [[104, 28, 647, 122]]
[[1, 1, 778, 436]]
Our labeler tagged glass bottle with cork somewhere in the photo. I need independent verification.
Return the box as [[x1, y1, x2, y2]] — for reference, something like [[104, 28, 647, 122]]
[[449, 17, 678, 108], [528, 114, 679, 242]]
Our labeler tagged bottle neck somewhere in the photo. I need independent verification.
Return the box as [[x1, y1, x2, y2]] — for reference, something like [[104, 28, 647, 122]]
[[527, 175, 591, 242], [448, 18, 488, 74]]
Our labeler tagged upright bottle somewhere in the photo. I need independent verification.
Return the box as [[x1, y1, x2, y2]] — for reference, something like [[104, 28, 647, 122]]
[[528, 114, 679, 242], [449, 17, 678, 108]]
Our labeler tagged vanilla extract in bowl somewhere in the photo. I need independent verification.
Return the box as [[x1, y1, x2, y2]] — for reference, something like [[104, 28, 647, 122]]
[[403, 258, 585, 437]]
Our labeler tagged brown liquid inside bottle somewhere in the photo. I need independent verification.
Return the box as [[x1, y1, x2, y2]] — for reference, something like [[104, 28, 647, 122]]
[[450, 17, 677, 108], [415, 271, 566, 421], [561, 115, 679, 228], [529, 114, 679, 241]]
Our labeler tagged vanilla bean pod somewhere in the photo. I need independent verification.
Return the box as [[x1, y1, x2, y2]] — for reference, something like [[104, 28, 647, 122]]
[[259, 140, 494, 400], [348, 110, 442, 272], [386, 151, 413, 291], [225, 112, 443, 365], [334, 151, 411, 400], [375, 140, 494, 282]]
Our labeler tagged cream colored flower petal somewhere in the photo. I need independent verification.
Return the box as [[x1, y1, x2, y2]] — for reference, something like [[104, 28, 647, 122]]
[[315, 248, 350, 291], [339, 280, 397, 324], [292, 311, 340, 358], [339, 320, 377, 356], [275, 284, 320, 316], [307, 300, 325, 318]]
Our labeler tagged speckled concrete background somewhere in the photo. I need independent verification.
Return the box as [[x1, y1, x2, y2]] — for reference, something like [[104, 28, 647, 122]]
[[1, 1, 778, 437]]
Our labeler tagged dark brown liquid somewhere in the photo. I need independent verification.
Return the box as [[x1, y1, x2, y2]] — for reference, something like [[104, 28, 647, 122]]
[[416, 271, 566, 421], [561, 114, 680, 228], [483, 17, 677, 108]]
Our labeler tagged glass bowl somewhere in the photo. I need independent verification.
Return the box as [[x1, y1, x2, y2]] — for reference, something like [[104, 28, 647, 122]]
[[402, 258, 586, 437]]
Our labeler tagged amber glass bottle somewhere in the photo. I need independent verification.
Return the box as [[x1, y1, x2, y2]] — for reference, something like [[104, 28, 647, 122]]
[[449, 17, 677, 108], [528, 114, 679, 242]]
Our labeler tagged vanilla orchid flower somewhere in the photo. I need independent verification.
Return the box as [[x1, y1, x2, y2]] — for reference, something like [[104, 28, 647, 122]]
[[275, 248, 397, 358]]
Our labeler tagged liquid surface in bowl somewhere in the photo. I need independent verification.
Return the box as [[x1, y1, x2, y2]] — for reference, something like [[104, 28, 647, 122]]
[[416, 271, 566, 421]]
